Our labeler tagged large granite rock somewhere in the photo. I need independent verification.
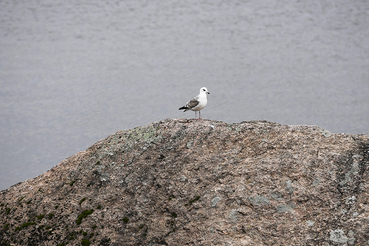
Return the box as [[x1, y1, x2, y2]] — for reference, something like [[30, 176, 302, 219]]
[[1, 119, 368, 245]]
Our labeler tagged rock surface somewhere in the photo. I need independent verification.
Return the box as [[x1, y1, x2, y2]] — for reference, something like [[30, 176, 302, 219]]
[[1, 119, 369, 246]]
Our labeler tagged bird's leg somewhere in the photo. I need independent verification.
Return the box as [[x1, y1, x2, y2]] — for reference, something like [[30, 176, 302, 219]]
[[195, 111, 197, 119], [199, 111, 201, 120]]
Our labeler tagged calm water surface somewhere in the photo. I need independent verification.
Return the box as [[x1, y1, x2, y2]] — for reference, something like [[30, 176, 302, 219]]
[[1, 0, 369, 190]]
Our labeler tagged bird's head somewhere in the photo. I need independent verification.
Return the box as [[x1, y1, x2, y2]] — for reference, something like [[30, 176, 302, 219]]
[[200, 87, 210, 95]]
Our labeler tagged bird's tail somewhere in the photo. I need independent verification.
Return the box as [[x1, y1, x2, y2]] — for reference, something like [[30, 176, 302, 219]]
[[179, 106, 188, 111]]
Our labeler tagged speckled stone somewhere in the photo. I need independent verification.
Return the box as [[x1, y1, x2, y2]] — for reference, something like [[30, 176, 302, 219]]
[[0, 119, 368, 245]]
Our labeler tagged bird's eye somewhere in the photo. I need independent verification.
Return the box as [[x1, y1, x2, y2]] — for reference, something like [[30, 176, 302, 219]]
[[203, 89, 205, 91]]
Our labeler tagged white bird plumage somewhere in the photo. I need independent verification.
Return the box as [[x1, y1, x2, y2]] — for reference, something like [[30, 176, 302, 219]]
[[179, 87, 210, 119]]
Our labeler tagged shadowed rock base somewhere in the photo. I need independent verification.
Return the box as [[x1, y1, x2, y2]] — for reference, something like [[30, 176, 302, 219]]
[[1, 119, 368, 245]]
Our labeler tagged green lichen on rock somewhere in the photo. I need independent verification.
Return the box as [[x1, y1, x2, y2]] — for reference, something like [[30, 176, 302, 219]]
[[158, 154, 166, 160], [77, 209, 94, 225], [123, 217, 129, 223], [248, 195, 269, 206], [79, 197, 87, 205], [81, 239, 91, 246], [15, 221, 36, 231], [37, 214, 45, 220], [189, 196, 200, 205], [127, 125, 162, 144]]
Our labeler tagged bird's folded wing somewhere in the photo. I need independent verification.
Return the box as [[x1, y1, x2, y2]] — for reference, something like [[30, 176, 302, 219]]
[[187, 97, 200, 109]]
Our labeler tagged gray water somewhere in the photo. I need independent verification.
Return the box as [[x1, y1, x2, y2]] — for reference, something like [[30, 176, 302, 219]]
[[1, 0, 369, 190]]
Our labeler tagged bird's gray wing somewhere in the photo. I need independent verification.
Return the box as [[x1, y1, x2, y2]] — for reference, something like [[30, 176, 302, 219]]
[[186, 96, 200, 109]]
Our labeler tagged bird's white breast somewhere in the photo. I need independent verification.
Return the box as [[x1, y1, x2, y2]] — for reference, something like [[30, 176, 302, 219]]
[[192, 95, 207, 111]]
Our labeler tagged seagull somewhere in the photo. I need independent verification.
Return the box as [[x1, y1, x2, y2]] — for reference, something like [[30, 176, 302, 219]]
[[179, 87, 210, 119]]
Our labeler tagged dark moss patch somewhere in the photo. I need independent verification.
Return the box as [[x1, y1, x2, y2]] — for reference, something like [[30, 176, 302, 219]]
[[56, 243, 66, 246], [18, 196, 25, 203], [79, 197, 87, 205], [37, 214, 45, 220], [4, 223, 9, 230], [165, 227, 176, 236], [68, 234, 75, 240], [171, 212, 177, 218], [22, 221, 36, 228], [97, 205, 102, 209], [77, 209, 94, 225], [55, 205, 59, 209], [81, 239, 91, 246], [26, 200, 31, 204], [6, 208, 11, 215], [169, 195, 176, 201], [99, 237, 111, 246], [158, 154, 166, 160], [70, 180, 76, 186], [123, 217, 129, 223], [189, 196, 201, 204], [92, 225, 97, 229], [15, 221, 36, 231], [48, 213, 55, 219]]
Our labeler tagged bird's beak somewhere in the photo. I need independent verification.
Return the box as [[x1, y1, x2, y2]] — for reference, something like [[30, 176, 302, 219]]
[[207, 92, 210, 94]]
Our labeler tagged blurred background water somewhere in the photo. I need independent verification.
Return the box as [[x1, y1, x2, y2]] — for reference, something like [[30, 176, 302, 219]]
[[1, 0, 368, 190]]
